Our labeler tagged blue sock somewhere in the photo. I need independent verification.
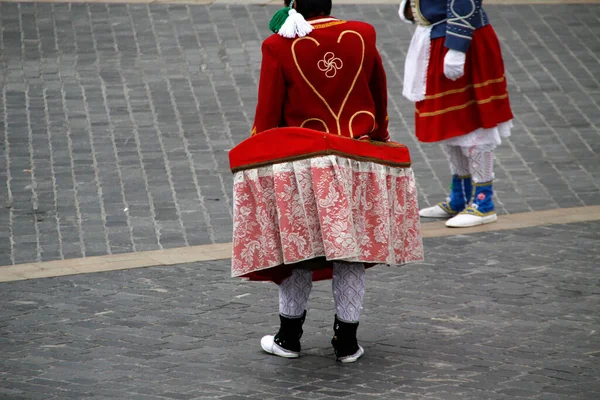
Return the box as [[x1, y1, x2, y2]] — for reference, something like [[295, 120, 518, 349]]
[[439, 175, 472, 214], [470, 181, 495, 214]]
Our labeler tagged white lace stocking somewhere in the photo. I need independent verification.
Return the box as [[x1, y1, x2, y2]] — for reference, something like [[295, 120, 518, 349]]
[[278, 268, 312, 318], [332, 262, 365, 323], [462, 144, 495, 183], [445, 145, 470, 177]]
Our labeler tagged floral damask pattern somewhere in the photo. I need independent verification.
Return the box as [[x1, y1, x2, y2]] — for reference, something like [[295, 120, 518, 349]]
[[232, 156, 424, 278]]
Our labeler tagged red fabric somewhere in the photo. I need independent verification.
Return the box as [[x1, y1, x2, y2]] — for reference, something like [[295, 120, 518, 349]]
[[415, 25, 514, 143], [252, 19, 390, 141], [229, 127, 410, 172]]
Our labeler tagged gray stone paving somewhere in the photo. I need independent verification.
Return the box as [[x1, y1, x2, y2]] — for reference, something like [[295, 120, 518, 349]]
[[0, 221, 599, 399], [1, 3, 600, 266]]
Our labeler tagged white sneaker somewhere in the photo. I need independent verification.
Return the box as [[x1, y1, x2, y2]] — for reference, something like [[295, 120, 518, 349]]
[[446, 209, 497, 228], [419, 204, 454, 218], [261, 335, 300, 358], [338, 345, 364, 363]]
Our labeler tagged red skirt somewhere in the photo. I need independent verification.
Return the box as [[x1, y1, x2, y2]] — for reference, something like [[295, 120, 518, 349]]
[[415, 25, 514, 143], [229, 128, 424, 284]]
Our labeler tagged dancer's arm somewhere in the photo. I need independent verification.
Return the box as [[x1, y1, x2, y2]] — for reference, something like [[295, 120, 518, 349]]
[[368, 51, 390, 142], [446, 0, 481, 52], [252, 41, 285, 135]]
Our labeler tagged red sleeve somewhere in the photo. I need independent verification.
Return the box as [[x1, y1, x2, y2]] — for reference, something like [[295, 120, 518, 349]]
[[368, 50, 390, 142], [251, 40, 285, 136]]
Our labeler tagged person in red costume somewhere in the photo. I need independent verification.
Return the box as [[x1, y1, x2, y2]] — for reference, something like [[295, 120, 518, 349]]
[[237, 0, 423, 363], [399, 0, 514, 228], [252, 0, 390, 142]]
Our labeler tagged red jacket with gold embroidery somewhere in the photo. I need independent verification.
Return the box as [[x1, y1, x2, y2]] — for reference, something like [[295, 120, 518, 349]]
[[252, 18, 389, 141]]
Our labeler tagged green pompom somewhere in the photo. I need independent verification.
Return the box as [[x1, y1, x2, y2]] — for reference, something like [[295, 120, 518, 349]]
[[269, 6, 291, 33]]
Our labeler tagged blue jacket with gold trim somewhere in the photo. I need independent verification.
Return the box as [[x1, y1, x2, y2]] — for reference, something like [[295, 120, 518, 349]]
[[412, 0, 489, 52]]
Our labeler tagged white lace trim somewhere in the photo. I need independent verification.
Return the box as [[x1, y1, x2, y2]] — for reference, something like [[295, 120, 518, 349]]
[[403, 25, 432, 102], [441, 120, 513, 148]]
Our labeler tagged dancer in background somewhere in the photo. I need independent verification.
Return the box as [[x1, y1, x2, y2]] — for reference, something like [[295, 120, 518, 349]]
[[399, 0, 513, 227]]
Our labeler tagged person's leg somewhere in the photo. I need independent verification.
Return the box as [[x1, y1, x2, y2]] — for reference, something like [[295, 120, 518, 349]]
[[446, 144, 497, 227], [466, 144, 495, 185], [261, 268, 312, 358], [420, 145, 472, 218], [332, 262, 365, 322], [448, 144, 471, 178], [279, 267, 312, 318], [331, 262, 365, 363]]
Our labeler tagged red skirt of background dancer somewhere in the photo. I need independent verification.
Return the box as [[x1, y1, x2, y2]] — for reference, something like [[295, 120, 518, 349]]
[[415, 25, 514, 143]]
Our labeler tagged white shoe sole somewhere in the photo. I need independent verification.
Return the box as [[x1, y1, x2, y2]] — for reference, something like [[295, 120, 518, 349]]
[[419, 205, 453, 218], [261, 335, 299, 358], [445, 213, 497, 228], [338, 345, 364, 363]]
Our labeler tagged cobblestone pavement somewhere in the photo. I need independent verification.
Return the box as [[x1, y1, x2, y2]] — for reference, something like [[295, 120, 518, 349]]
[[0, 221, 598, 399], [1, 3, 599, 266], [1, 3, 599, 399]]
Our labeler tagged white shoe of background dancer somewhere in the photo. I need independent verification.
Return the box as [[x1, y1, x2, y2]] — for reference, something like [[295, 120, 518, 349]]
[[445, 210, 497, 228], [261, 335, 300, 358], [419, 204, 454, 218]]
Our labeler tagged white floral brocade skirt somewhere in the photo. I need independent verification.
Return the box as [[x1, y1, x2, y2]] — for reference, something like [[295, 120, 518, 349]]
[[231, 155, 424, 279]]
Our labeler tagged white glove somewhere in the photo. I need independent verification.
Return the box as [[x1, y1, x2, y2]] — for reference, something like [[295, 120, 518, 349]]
[[443, 49, 466, 81]]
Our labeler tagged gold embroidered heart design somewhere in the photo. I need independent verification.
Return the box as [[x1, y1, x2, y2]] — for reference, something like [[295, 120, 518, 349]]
[[292, 30, 365, 136]]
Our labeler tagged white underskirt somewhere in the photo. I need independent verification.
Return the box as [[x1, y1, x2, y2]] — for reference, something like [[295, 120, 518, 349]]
[[441, 120, 513, 148]]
